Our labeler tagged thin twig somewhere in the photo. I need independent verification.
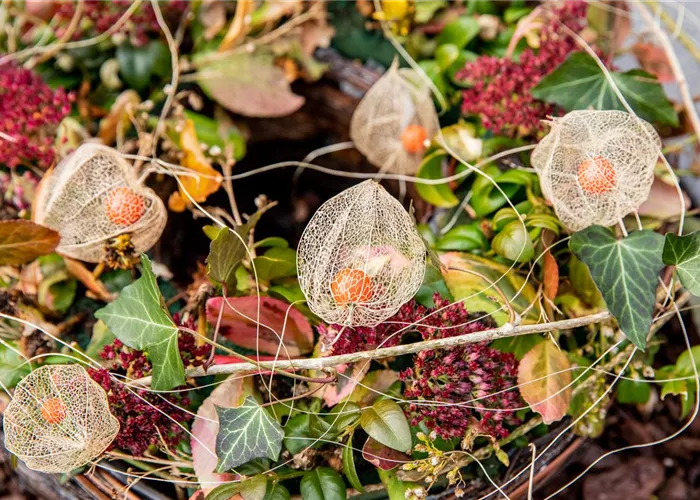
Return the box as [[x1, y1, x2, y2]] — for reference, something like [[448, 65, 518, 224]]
[[132, 312, 612, 386]]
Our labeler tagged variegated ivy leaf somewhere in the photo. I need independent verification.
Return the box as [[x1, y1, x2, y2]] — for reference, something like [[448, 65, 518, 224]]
[[215, 396, 284, 472], [663, 231, 700, 297], [570, 226, 664, 350], [95, 254, 184, 390]]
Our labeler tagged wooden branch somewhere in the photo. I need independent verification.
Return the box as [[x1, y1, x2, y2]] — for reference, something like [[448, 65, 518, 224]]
[[131, 311, 612, 387]]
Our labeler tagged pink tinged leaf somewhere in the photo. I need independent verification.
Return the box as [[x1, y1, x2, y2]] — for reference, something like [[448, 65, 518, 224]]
[[206, 296, 314, 356], [638, 177, 691, 219], [195, 53, 305, 118], [517, 339, 572, 424], [361, 437, 411, 471], [322, 361, 370, 407], [347, 369, 400, 406], [631, 43, 674, 82], [191, 376, 251, 491]]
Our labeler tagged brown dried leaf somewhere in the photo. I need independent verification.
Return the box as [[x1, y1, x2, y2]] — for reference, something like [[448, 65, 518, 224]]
[[63, 257, 114, 302], [97, 90, 140, 145], [0, 220, 60, 266], [517, 339, 572, 424], [631, 42, 674, 82], [543, 248, 559, 301], [361, 437, 411, 471]]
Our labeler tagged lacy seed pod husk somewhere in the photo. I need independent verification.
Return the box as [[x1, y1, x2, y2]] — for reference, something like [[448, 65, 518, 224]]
[[531, 110, 660, 231], [33, 143, 167, 262], [297, 180, 426, 327], [3, 364, 119, 473], [350, 61, 439, 175]]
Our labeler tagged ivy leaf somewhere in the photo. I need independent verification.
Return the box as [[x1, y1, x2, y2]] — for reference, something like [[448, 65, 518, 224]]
[[570, 227, 665, 350], [359, 399, 412, 453], [517, 340, 572, 424], [95, 255, 184, 390], [205, 474, 268, 500], [0, 220, 60, 266], [663, 231, 700, 297], [531, 52, 678, 126], [215, 396, 284, 472], [300, 467, 347, 500]]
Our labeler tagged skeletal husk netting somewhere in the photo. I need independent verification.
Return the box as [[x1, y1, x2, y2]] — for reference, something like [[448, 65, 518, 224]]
[[33, 143, 167, 262], [350, 61, 439, 175], [3, 364, 119, 473], [297, 180, 426, 327], [530, 110, 661, 231]]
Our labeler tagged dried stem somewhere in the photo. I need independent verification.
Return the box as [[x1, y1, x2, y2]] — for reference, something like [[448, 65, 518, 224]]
[[131, 312, 612, 387]]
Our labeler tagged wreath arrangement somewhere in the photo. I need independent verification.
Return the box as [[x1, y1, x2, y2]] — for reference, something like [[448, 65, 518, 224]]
[[0, 1, 699, 500]]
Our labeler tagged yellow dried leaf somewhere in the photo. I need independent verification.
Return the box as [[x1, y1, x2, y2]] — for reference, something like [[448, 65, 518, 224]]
[[177, 119, 222, 207], [98, 90, 140, 145]]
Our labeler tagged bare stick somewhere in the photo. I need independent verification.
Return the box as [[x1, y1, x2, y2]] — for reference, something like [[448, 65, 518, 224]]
[[131, 311, 612, 386]]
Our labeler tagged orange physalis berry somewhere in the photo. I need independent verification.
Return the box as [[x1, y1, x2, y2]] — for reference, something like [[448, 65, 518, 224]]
[[577, 156, 617, 195], [401, 124, 428, 154], [41, 397, 67, 424], [331, 268, 373, 306], [104, 187, 145, 226]]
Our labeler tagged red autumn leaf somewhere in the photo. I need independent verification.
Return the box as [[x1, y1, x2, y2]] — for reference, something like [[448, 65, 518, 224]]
[[0, 220, 60, 266], [321, 361, 370, 407], [205, 296, 314, 356], [518, 340, 572, 424], [361, 436, 411, 471], [543, 249, 559, 301], [631, 42, 674, 82]]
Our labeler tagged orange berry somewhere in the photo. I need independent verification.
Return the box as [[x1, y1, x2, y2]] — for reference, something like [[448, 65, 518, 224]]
[[104, 187, 145, 226], [577, 156, 617, 195], [331, 268, 373, 306], [41, 397, 67, 424], [401, 124, 428, 154]]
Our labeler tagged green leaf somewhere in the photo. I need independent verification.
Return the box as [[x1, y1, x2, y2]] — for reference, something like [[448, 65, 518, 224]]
[[0, 342, 30, 389], [359, 399, 412, 453], [265, 482, 291, 500], [440, 252, 540, 325], [377, 469, 411, 500], [84, 320, 116, 361], [470, 166, 533, 217], [0, 220, 60, 266], [492, 220, 535, 263], [205, 474, 268, 500], [95, 255, 184, 390], [215, 396, 284, 472], [663, 231, 700, 297], [207, 207, 268, 288], [184, 110, 246, 161], [616, 378, 651, 404], [570, 227, 665, 350], [415, 150, 458, 208], [435, 224, 488, 252], [661, 379, 688, 400], [531, 52, 678, 126], [491, 334, 544, 360], [439, 121, 483, 163], [252, 247, 297, 281], [207, 226, 244, 290], [435, 43, 460, 71], [117, 41, 171, 92], [437, 16, 480, 48], [300, 467, 347, 500], [343, 433, 365, 493], [255, 237, 289, 249], [415, 263, 452, 308], [283, 413, 336, 455], [674, 345, 700, 377]]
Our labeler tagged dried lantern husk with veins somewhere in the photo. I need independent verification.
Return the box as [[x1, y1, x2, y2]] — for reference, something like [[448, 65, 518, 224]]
[[33, 143, 167, 262], [297, 180, 426, 327], [531, 110, 661, 231], [350, 60, 438, 175], [3, 364, 119, 473]]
